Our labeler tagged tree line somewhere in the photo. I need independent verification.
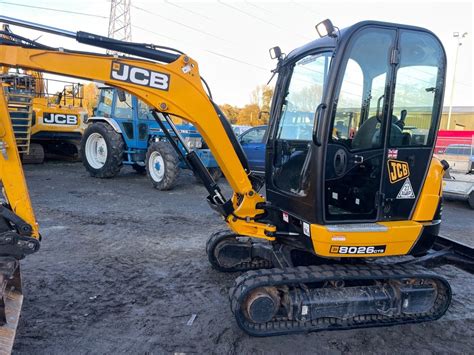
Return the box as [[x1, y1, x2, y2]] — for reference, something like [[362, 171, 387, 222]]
[[82, 83, 274, 127], [219, 85, 274, 126]]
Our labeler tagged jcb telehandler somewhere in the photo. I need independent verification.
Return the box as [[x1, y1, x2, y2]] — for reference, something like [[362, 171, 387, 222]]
[[0, 15, 473, 348]]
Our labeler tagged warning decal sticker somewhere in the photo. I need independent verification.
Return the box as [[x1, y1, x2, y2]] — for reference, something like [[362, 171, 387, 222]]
[[396, 178, 415, 199]]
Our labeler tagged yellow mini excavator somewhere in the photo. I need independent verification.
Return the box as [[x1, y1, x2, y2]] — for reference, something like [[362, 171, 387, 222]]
[[0, 15, 473, 347]]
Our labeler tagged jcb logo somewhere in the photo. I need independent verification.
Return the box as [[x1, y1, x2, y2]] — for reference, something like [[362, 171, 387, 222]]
[[387, 159, 410, 184], [43, 113, 78, 125], [110, 62, 170, 91]]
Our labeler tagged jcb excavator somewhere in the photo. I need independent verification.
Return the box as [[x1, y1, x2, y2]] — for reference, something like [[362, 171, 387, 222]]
[[0, 15, 473, 348]]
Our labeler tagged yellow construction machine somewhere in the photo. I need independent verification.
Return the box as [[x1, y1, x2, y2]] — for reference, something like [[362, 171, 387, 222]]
[[1, 69, 88, 163], [1, 24, 87, 163], [0, 15, 473, 350]]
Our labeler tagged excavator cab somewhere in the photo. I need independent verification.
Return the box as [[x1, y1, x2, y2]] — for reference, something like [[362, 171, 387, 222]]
[[267, 21, 445, 226]]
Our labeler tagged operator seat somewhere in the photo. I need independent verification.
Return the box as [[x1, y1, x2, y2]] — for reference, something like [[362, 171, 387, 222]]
[[352, 115, 404, 150]]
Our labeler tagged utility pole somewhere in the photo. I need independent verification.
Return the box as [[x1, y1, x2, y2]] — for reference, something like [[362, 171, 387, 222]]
[[447, 31, 468, 130], [108, 0, 132, 42]]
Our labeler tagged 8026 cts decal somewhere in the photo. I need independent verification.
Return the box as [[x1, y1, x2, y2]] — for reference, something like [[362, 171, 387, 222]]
[[330, 245, 386, 255]]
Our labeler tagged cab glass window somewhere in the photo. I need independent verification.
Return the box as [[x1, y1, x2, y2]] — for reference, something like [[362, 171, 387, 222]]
[[241, 127, 265, 144], [137, 99, 153, 120], [330, 29, 395, 151], [114, 91, 133, 119], [272, 51, 332, 196], [389, 31, 445, 147], [277, 53, 331, 141], [95, 88, 114, 117]]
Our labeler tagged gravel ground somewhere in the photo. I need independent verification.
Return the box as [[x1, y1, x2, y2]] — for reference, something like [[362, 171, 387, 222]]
[[12, 162, 474, 354]]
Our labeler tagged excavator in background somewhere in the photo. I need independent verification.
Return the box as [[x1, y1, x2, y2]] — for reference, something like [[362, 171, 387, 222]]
[[0, 15, 473, 350], [1, 24, 88, 164]]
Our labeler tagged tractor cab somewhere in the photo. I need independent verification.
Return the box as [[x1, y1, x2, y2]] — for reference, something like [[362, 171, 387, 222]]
[[266, 20, 446, 225]]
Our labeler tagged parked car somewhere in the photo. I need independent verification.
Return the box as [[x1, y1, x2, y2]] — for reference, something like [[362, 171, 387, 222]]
[[232, 125, 252, 136], [437, 144, 474, 173], [238, 125, 267, 173]]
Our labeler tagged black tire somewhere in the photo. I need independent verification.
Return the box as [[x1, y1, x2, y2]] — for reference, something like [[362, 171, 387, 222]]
[[146, 141, 180, 190], [80, 122, 124, 178], [132, 163, 147, 175], [468, 191, 474, 210], [195, 167, 222, 184]]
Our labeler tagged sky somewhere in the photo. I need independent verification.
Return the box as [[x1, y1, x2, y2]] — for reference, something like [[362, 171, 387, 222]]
[[0, 0, 472, 107]]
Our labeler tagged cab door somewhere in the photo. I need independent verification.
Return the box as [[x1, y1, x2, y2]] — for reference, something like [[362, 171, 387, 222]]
[[323, 27, 397, 222], [266, 51, 333, 222], [380, 30, 446, 221]]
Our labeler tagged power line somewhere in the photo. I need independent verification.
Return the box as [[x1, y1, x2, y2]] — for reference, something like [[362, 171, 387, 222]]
[[131, 4, 227, 42], [245, 1, 276, 15], [291, 1, 320, 17], [132, 24, 180, 43], [164, 0, 214, 22], [0, 1, 107, 19], [132, 25, 269, 72], [217, 0, 312, 41]]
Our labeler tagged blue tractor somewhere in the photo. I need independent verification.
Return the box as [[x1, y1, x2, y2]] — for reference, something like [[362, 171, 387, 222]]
[[80, 86, 220, 190]]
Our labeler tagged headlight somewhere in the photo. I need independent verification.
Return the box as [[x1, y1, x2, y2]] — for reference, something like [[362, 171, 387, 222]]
[[184, 137, 202, 149]]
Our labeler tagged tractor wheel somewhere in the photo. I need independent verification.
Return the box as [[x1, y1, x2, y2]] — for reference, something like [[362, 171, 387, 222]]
[[81, 122, 124, 178], [195, 167, 222, 183], [146, 141, 180, 190], [22, 143, 45, 164], [132, 163, 147, 175]]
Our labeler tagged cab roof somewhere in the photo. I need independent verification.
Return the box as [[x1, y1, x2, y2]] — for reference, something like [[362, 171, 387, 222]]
[[284, 20, 441, 64]]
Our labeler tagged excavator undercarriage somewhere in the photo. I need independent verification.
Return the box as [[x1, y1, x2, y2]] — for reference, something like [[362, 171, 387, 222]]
[[207, 229, 470, 336]]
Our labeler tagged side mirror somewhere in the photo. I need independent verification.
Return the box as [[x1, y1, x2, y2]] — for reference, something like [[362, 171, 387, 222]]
[[269, 46, 282, 60], [258, 111, 270, 121], [315, 19, 337, 38], [117, 89, 127, 102]]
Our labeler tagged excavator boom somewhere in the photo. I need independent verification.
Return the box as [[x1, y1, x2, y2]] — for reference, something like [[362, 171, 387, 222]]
[[0, 15, 276, 241]]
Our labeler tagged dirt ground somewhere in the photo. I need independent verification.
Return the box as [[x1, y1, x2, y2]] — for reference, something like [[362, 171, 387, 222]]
[[12, 162, 474, 354]]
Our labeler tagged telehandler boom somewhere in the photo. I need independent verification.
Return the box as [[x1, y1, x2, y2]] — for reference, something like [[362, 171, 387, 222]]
[[0, 15, 473, 345]]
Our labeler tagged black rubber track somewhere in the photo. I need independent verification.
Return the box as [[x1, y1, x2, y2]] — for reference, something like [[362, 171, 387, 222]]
[[229, 264, 452, 336], [206, 230, 273, 272], [81, 122, 124, 178]]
